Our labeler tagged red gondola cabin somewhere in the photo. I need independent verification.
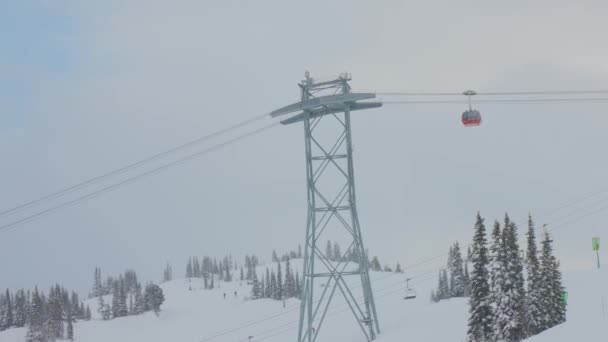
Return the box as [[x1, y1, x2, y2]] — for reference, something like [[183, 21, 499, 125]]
[[462, 109, 481, 127]]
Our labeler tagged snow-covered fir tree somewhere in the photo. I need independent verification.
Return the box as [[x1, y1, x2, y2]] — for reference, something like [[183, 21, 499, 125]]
[[66, 309, 74, 341], [93, 267, 103, 298], [539, 230, 566, 330], [98, 295, 111, 321], [276, 262, 283, 300], [325, 240, 333, 261], [493, 214, 526, 342], [46, 287, 64, 339], [245, 255, 253, 280], [488, 220, 502, 303], [133, 282, 145, 315], [0, 289, 13, 330], [463, 263, 471, 297], [25, 288, 46, 342], [295, 272, 301, 298], [524, 215, 543, 336], [449, 242, 466, 297], [251, 272, 262, 299], [272, 250, 279, 262], [163, 262, 173, 283], [436, 269, 450, 300], [370, 256, 382, 271], [284, 258, 296, 298], [333, 242, 342, 262], [265, 268, 272, 298], [269, 271, 277, 300], [144, 283, 165, 316], [186, 258, 193, 278], [14, 290, 27, 328], [467, 213, 493, 342]]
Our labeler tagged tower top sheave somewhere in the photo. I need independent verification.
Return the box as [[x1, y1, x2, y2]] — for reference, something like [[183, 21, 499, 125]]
[[270, 72, 382, 125], [300, 71, 352, 90]]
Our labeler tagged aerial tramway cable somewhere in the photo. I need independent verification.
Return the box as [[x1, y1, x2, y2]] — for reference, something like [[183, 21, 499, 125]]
[[0, 113, 270, 219], [0, 121, 280, 233]]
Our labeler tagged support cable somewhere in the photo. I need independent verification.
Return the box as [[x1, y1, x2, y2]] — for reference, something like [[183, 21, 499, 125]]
[[0, 121, 279, 233], [0, 113, 269, 219], [376, 90, 608, 96]]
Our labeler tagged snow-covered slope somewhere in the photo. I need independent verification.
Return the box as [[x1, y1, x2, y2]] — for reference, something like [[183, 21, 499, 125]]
[[2, 262, 604, 342]]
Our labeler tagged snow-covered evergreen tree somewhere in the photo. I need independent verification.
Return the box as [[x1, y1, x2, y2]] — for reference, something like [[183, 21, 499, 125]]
[[111, 282, 120, 318], [25, 288, 47, 342], [265, 268, 272, 298], [493, 215, 526, 342], [93, 267, 102, 298], [272, 250, 279, 262], [98, 295, 111, 320], [395, 262, 403, 273], [251, 272, 261, 299], [467, 213, 493, 342], [436, 269, 450, 300], [193, 257, 201, 278], [295, 272, 301, 299], [284, 258, 296, 298], [14, 289, 27, 327], [325, 240, 333, 261], [186, 258, 193, 278], [463, 263, 471, 297], [370, 256, 382, 271], [539, 230, 566, 330], [46, 288, 64, 339], [488, 220, 502, 302], [163, 262, 173, 283], [85, 305, 92, 321], [144, 283, 164, 316], [333, 242, 342, 262], [245, 256, 253, 280], [66, 309, 74, 341], [1, 289, 13, 330], [449, 242, 466, 297], [134, 283, 145, 315], [276, 262, 283, 300], [524, 215, 543, 336], [269, 271, 277, 300]]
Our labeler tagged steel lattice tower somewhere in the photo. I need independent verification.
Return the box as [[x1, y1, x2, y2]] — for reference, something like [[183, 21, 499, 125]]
[[270, 72, 382, 341]]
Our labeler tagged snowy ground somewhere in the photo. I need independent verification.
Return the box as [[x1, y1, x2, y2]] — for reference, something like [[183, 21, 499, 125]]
[[1, 261, 605, 342]]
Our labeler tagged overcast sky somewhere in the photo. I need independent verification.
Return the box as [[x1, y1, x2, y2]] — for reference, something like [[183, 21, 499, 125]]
[[1, 0, 608, 295]]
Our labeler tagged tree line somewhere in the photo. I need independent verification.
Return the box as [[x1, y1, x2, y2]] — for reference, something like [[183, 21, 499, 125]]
[[1, 284, 91, 342], [467, 213, 566, 342], [92, 268, 164, 321], [431, 241, 472, 301], [251, 257, 301, 300]]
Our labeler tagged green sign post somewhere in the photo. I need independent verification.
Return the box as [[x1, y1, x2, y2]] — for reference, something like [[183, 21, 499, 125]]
[[593, 237, 600, 251], [561, 291, 568, 305], [593, 237, 600, 269]]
